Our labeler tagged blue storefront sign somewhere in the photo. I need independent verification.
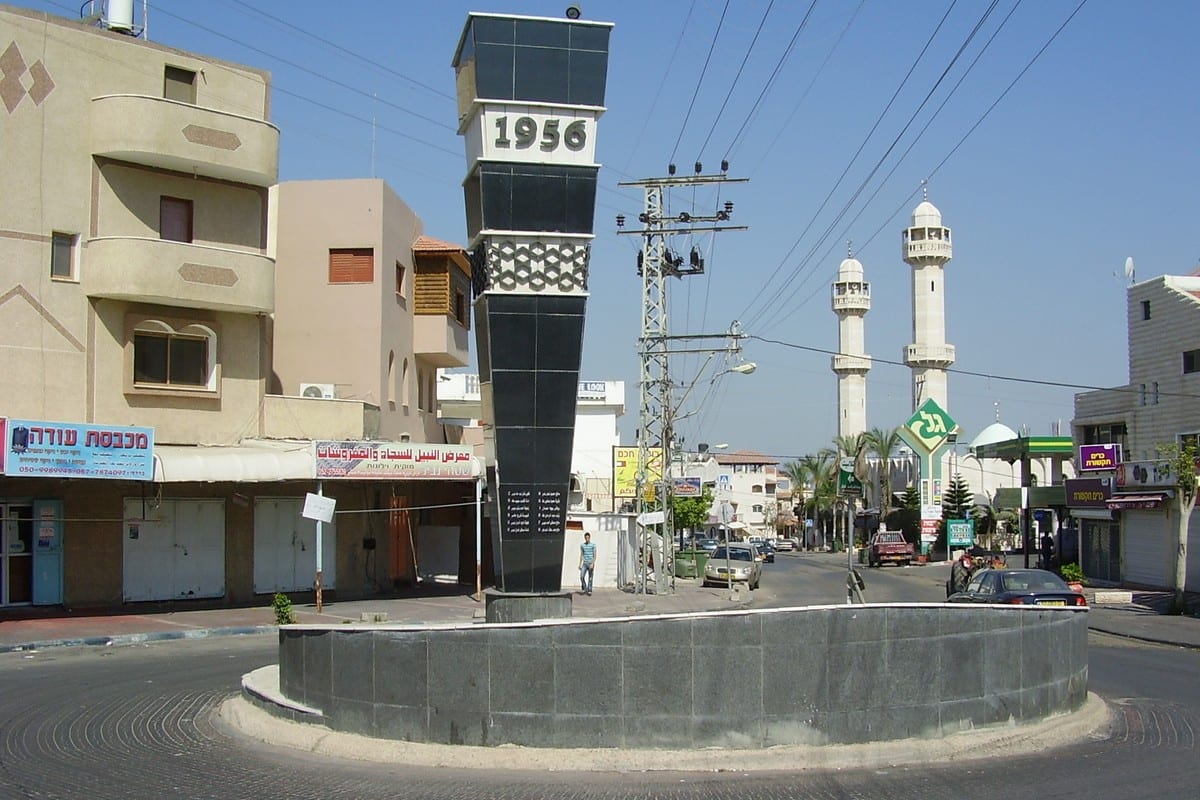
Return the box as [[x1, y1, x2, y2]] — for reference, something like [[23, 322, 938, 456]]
[[5, 419, 155, 480]]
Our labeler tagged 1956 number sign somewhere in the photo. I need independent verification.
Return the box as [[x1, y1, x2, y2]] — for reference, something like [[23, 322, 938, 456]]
[[468, 106, 599, 165], [494, 116, 588, 153]]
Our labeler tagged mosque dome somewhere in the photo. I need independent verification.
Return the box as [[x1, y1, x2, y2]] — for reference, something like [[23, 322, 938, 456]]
[[911, 200, 942, 227], [837, 257, 864, 280], [970, 422, 1017, 450]]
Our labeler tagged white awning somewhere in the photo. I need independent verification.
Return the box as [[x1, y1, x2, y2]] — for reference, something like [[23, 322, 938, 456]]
[[153, 441, 314, 483]]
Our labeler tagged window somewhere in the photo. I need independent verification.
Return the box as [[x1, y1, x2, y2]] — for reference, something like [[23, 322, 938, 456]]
[[1139, 383, 1147, 406], [50, 232, 77, 280], [751, 485, 763, 494], [163, 65, 197, 103], [1152, 381, 1159, 405], [329, 248, 374, 283], [752, 504, 764, 514], [454, 287, 468, 325], [133, 328, 211, 387], [395, 261, 406, 295], [1141, 300, 1151, 320], [1184, 349, 1200, 374], [160, 197, 193, 243]]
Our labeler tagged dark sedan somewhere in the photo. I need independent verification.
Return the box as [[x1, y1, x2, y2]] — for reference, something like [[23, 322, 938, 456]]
[[948, 568, 1087, 607]]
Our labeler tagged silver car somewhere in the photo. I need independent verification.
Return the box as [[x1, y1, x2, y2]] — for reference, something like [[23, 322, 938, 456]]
[[702, 545, 762, 590]]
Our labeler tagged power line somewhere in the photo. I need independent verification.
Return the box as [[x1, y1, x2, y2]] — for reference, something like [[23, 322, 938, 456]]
[[749, 334, 1197, 399], [693, 0, 777, 160], [668, 0, 731, 165], [220, 0, 454, 102]]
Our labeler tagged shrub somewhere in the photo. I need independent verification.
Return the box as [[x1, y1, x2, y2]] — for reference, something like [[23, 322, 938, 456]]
[[272, 592, 297, 625], [1059, 562, 1085, 585]]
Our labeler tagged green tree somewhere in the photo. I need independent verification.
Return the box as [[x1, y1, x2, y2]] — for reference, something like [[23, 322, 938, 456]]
[[673, 486, 714, 542], [888, 485, 921, 547], [805, 450, 836, 549], [865, 426, 902, 519], [1154, 441, 1198, 613], [937, 474, 973, 555], [782, 459, 813, 543]]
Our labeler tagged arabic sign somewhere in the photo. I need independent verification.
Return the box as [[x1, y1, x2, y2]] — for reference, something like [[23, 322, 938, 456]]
[[314, 442, 478, 479], [946, 518, 975, 547], [1116, 460, 1176, 489], [4, 418, 154, 480], [838, 457, 863, 497], [1078, 444, 1121, 472], [920, 518, 940, 543], [903, 399, 957, 452], [1064, 477, 1112, 508], [673, 476, 702, 497], [612, 446, 663, 499]]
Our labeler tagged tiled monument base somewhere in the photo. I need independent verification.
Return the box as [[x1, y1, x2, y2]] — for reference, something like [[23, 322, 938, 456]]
[[484, 589, 572, 623], [271, 604, 1089, 749]]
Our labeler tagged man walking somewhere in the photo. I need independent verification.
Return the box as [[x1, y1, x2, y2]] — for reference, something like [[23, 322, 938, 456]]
[[579, 532, 596, 595]]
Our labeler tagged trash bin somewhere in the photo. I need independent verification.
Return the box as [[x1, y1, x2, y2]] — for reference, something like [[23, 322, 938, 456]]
[[674, 550, 709, 578], [858, 547, 867, 564]]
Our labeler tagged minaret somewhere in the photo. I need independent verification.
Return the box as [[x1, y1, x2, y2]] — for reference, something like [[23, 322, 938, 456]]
[[902, 187, 954, 410], [831, 243, 872, 437]]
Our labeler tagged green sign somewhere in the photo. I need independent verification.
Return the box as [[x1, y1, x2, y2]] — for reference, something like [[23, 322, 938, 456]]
[[903, 399, 957, 452], [838, 457, 863, 497], [947, 518, 975, 547]]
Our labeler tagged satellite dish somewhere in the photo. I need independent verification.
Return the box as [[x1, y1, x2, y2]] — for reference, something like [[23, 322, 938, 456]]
[[1124, 256, 1135, 282]]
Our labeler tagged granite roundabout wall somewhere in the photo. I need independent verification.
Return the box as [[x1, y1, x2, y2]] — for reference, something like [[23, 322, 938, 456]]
[[270, 603, 1088, 749]]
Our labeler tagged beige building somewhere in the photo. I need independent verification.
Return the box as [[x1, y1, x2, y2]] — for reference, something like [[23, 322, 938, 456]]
[[0, 6, 479, 610], [269, 179, 471, 443], [1072, 270, 1200, 589]]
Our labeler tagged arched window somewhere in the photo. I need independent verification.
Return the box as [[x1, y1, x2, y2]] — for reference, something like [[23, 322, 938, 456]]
[[133, 320, 216, 389], [387, 351, 396, 407], [751, 484, 763, 493], [401, 358, 410, 411]]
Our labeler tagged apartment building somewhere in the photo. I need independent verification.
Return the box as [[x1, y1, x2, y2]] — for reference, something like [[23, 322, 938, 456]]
[[1072, 271, 1200, 588], [0, 6, 479, 609]]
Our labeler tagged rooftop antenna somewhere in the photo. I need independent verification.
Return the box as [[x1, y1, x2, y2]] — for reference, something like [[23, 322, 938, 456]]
[[921, 178, 928, 201], [846, 239, 853, 258], [994, 400, 1000, 422]]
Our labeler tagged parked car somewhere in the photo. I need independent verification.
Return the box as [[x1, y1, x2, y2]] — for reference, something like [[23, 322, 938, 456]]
[[697, 538, 720, 555], [867, 530, 914, 567], [702, 545, 762, 589], [947, 569, 1087, 607], [773, 537, 795, 552]]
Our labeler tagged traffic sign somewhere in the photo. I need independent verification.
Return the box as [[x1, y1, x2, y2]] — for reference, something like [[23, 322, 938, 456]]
[[903, 399, 957, 452]]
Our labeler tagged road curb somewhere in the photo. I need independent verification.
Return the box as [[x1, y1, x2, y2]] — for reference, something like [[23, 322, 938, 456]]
[[0, 625, 275, 654]]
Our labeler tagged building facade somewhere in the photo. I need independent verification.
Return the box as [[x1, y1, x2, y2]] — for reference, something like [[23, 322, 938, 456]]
[[1072, 272, 1200, 589], [0, 7, 480, 610]]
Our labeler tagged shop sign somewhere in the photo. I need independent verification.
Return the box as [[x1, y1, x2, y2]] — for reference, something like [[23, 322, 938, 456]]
[[673, 476, 702, 497], [1064, 477, 1112, 508], [1078, 444, 1121, 472], [1116, 460, 1175, 489], [315, 442, 478, 480], [4, 418, 154, 480]]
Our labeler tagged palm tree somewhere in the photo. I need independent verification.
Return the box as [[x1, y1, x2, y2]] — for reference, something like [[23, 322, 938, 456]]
[[782, 460, 812, 544], [800, 451, 834, 549], [865, 426, 902, 520]]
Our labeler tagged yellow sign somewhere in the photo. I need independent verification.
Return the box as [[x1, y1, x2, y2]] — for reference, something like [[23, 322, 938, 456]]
[[612, 446, 663, 499]]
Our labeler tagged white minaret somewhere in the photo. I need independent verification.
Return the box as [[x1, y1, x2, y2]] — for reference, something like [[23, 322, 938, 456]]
[[831, 245, 872, 437], [902, 188, 954, 410]]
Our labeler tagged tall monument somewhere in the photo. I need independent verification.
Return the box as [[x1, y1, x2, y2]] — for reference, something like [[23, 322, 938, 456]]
[[902, 192, 954, 410], [453, 13, 612, 595], [831, 248, 872, 436]]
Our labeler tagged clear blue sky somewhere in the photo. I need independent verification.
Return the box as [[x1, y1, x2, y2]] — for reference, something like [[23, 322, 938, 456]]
[[26, 1, 1200, 462]]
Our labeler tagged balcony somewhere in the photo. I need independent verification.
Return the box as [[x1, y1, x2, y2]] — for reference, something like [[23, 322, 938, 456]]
[[91, 94, 278, 186], [904, 343, 956, 368], [903, 237, 953, 263], [85, 237, 273, 313], [414, 314, 470, 368], [831, 289, 871, 313], [832, 354, 872, 373]]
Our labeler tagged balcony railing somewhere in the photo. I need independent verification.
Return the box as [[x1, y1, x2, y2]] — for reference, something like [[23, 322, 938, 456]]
[[903, 343, 956, 367], [91, 94, 278, 186], [85, 236, 273, 313]]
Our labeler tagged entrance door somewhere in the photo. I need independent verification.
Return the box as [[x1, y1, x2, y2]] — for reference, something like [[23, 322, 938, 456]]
[[1, 504, 34, 605], [252, 498, 336, 594], [123, 498, 226, 601]]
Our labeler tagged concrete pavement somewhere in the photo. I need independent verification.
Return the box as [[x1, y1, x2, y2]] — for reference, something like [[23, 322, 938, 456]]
[[2, 575, 1199, 653]]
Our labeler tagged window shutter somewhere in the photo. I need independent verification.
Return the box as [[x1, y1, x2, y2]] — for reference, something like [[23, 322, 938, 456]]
[[329, 248, 374, 283]]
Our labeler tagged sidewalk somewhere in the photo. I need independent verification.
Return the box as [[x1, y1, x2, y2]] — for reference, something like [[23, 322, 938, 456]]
[[2, 581, 1199, 653]]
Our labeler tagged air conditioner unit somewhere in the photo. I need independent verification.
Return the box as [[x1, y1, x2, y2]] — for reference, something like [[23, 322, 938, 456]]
[[299, 382, 336, 399]]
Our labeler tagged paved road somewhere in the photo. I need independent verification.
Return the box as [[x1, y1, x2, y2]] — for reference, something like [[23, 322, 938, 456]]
[[0, 552, 1197, 798]]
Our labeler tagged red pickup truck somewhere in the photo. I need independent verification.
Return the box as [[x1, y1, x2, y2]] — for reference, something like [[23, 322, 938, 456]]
[[867, 531, 914, 567]]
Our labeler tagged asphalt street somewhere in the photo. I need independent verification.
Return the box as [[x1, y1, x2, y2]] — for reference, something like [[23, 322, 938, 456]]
[[0, 553, 1197, 798]]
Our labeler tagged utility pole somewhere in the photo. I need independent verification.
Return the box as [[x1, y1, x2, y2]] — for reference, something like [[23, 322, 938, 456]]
[[617, 163, 747, 594]]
